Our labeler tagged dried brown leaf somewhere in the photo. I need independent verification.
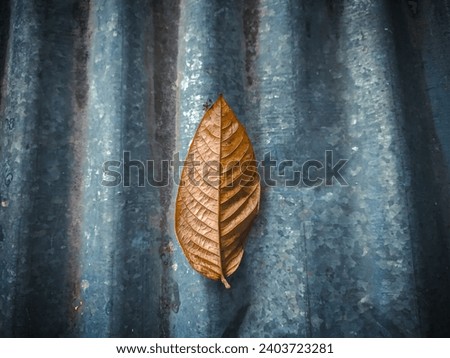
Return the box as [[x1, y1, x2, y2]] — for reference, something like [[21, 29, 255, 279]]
[[175, 94, 260, 288]]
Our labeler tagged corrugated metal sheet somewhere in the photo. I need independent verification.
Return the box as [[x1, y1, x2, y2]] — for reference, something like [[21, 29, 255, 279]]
[[1, 0, 449, 337]]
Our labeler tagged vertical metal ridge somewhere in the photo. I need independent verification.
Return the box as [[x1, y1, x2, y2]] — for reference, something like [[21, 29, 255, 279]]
[[77, 0, 127, 337], [0, 0, 94, 337], [76, 0, 181, 338], [173, 0, 248, 338], [241, 0, 309, 338], [321, 0, 419, 337]]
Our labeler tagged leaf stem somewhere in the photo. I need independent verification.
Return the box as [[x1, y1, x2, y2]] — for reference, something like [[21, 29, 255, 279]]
[[221, 276, 231, 289]]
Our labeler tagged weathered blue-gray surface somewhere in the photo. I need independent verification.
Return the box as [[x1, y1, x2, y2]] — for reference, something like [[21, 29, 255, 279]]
[[1, 0, 449, 337]]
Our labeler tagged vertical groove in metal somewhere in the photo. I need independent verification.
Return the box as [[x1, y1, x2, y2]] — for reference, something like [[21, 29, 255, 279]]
[[151, 0, 181, 338], [0, 0, 11, 112], [387, 0, 450, 337], [0, 0, 449, 337], [1, 0, 50, 336], [66, 0, 90, 338]]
